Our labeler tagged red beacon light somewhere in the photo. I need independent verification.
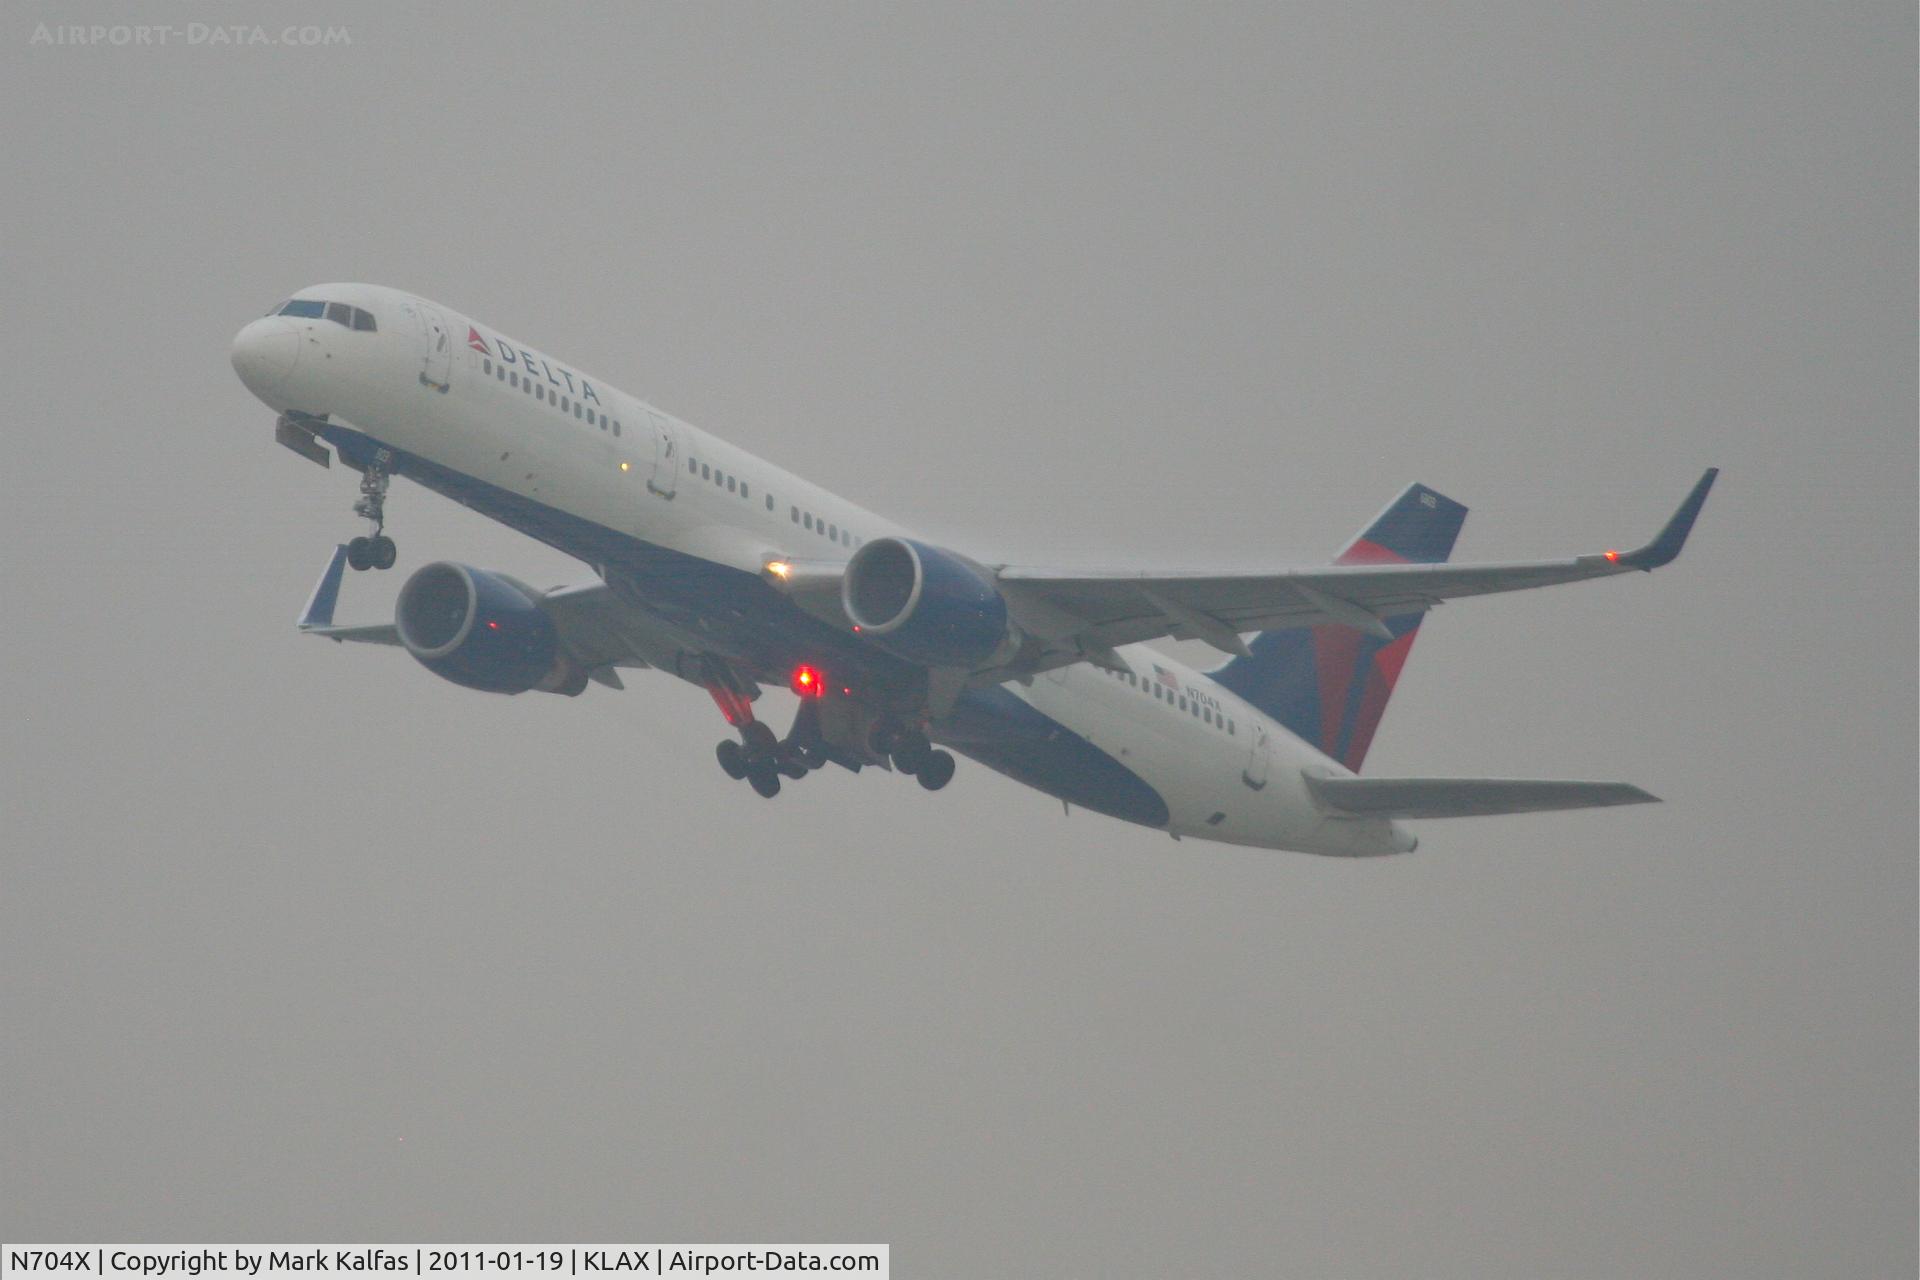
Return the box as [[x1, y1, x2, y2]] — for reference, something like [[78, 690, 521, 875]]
[[1604, 550, 1620, 563], [791, 664, 825, 698]]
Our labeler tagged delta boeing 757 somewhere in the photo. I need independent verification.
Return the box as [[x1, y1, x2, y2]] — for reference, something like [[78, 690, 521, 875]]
[[231, 284, 1715, 856]]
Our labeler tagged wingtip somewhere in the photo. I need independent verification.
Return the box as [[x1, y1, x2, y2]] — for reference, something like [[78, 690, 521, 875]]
[[1620, 468, 1717, 570], [297, 544, 351, 629]]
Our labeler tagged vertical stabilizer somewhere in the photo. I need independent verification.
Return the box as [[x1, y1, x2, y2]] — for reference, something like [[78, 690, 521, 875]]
[[1209, 484, 1468, 770]]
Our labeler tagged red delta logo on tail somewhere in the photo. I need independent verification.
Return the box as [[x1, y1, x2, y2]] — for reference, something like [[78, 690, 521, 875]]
[[1209, 482, 1469, 772], [466, 327, 490, 356]]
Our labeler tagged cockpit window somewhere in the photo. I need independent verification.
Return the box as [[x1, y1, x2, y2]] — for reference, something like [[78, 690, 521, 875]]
[[275, 298, 376, 331]]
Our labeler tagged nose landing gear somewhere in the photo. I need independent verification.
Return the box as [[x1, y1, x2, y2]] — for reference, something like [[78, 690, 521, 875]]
[[345, 454, 397, 571]]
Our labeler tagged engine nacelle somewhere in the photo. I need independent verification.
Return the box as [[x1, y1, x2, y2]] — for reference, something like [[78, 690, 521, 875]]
[[842, 537, 1020, 668], [395, 562, 578, 695]]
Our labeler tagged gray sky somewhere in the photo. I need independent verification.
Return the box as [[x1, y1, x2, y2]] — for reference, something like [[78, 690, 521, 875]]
[[4, 3, 1914, 1273]]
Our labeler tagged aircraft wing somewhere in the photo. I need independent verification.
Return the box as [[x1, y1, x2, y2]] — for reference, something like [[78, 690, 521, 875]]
[[295, 544, 401, 644], [993, 469, 1716, 663], [293, 545, 652, 681]]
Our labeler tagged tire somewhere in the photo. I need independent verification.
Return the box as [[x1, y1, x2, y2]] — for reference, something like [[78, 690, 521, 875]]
[[916, 749, 956, 791], [779, 757, 809, 780], [716, 739, 748, 780], [800, 745, 830, 769], [748, 764, 782, 798], [346, 537, 373, 571], [892, 735, 933, 776], [743, 721, 778, 759], [371, 535, 397, 570]]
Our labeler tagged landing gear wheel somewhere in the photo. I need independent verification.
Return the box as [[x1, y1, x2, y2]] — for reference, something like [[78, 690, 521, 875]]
[[716, 739, 748, 780], [747, 763, 782, 798], [349, 454, 395, 571], [891, 730, 933, 776], [799, 744, 830, 770], [916, 749, 956, 791], [868, 721, 903, 758], [742, 721, 779, 760], [778, 756, 809, 781]]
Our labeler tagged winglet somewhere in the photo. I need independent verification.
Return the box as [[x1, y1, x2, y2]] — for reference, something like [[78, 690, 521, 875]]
[[1619, 468, 1718, 570], [299, 544, 350, 629]]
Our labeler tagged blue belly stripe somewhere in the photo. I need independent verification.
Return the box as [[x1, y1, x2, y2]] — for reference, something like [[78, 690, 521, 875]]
[[317, 423, 1171, 831]]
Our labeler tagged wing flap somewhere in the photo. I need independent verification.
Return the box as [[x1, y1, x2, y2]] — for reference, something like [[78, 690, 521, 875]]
[[1305, 775, 1660, 819]]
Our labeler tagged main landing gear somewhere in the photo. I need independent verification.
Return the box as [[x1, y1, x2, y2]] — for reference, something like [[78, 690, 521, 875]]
[[715, 719, 806, 799], [712, 702, 955, 798], [345, 454, 398, 571], [868, 720, 956, 792]]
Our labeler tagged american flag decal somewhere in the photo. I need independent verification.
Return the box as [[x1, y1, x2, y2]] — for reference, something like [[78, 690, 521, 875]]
[[1153, 664, 1180, 691]]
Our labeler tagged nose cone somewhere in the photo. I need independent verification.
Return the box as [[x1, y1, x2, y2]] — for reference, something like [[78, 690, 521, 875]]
[[231, 317, 299, 399]]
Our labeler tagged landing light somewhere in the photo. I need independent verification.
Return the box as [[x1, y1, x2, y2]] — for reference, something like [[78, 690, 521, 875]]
[[619, 461, 631, 472], [766, 560, 791, 580]]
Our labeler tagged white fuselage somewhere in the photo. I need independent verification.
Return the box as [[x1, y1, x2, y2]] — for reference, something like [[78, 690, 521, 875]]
[[233, 283, 1413, 856]]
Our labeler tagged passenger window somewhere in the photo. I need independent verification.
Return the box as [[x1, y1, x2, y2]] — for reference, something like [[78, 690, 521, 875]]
[[613, 421, 621, 436], [352, 307, 377, 332], [701, 464, 710, 480], [791, 507, 800, 523], [483, 359, 492, 375], [727, 476, 736, 493], [560, 396, 570, 412], [495, 365, 505, 381], [742, 482, 749, 499], [509, 371, 519, 388], [766, 494, 774, 511], [828, 524, 837, 540], [803, 513, 813, 531], [536, 385, 546, 401]]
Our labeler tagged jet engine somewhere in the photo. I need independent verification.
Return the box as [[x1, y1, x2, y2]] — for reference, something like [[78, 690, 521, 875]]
[[842, 537, 1021, 668], [394, 562, 583, 694]]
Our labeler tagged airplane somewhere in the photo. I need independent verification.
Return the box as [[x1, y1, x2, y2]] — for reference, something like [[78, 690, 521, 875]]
[[232, 283, 1716, 857]]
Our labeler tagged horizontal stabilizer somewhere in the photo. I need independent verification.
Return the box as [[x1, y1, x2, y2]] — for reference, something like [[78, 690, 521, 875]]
[[1305, 774, 1658, 819]]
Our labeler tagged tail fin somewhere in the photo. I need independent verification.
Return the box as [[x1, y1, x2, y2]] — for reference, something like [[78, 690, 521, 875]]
[[1209, 484, 1468, 771]]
